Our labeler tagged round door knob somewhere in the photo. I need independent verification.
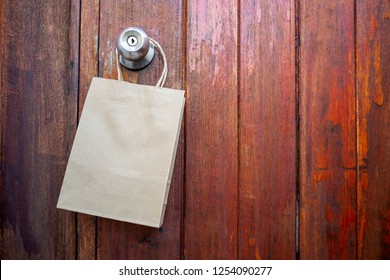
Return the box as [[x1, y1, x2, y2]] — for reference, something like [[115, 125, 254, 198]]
[[117, 27, 155, 70]]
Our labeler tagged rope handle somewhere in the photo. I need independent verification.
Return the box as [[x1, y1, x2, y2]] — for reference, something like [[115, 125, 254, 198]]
[[115, 38, 168, 88]]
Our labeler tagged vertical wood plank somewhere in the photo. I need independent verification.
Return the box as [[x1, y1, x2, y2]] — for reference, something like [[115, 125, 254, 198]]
[[0, 0, 76, 259], [96, 0, 184, 259], [357, 0, 390, 260], [0, 0, 5, 259], [0, 0, 3, 76], [184, 0, 238, 259], [299, 0, 356, 259], [79, 0, 100, 113], [77, 0, 100, 260], [239, 0, 296, 259]]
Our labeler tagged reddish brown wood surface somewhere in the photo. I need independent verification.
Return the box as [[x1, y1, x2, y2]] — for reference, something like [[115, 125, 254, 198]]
[[299, 0, 357, 259], [356, 0, 390, 260], [0, 0, 3, 69], [96, 0, 185, 259], [184, 0, 238, 259], [77, 0, 100, 260], [239, 0, 296, 259], [1, 0, 390, 260], [79, 0, 100, 113], [0, 0, 76, 259]]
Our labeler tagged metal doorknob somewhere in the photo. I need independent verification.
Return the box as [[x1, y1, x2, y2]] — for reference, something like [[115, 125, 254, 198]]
[[117, 27, 155, 70]]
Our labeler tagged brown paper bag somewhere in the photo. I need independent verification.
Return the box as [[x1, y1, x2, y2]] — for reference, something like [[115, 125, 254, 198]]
[[57, 41, 184, 228]]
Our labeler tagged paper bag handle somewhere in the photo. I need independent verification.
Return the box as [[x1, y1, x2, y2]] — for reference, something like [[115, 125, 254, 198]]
[[115, 38, 168, 88]]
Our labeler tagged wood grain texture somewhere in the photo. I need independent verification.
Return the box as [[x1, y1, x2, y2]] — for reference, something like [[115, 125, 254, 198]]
[[299, 0, 356, 259], [0, 0, 5, 259], [79, 0, 100, 114], [0, 0, 3, 79], [96, 0, 184, 259], [239, 0, 296, 260], [357, 0, 390, 260], [77, 0, 100, 260], [0, 0, 76, 259], [184, 0, 238, 259], [2, 0, 390, 260]]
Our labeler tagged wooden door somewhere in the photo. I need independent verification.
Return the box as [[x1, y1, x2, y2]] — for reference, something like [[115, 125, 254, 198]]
[[1, 0, 389, 260]]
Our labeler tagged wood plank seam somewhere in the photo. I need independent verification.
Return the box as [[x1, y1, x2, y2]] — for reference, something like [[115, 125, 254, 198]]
[[181, 0, 188, 260], [237, 0, 241, 261], [295, 0, 301, 260], [354, 0, 358, 261], [72, 0, 82, 260]]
